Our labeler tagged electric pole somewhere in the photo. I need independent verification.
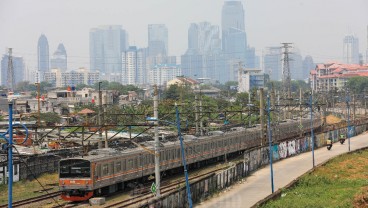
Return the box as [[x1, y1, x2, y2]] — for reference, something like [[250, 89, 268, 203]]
[[98, 81, 103, 149], [154, 85, 160, 197]]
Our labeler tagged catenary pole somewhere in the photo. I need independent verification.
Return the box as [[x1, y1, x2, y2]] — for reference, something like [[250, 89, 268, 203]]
[[175, 103, 192, 208], [154, 86, 160, 197]]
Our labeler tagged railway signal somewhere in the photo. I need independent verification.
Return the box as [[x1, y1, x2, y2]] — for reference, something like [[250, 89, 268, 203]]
[[151, 182, 156, 195]]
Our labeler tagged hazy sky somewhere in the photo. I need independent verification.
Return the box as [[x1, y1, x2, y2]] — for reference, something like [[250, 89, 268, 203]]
[[0, 0, 367, 69]]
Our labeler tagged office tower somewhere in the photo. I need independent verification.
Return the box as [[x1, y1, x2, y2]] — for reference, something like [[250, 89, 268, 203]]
[[50, 43, 67, 71], [89, 25, 129, 81], [263, 47, 282, 81], [303, 55, 314, 80], [37, 34, 49, 81], [182, 22, 225, 81], [290, 48, 303, 80], [122, 46, 147, 85], [1, 53, 24, 87], [366, 26, 368, 64], [187, 22, 221, 55], [221, 1, 247, 61], [148, 24, 168, 57], [343, 34, 359, 64]]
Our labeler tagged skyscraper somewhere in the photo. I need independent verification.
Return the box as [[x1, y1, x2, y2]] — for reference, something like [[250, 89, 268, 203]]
[[290, 48, 303, 80], [50, 43, 67, 71], [89, 25, 129, 81], [303, 55, 315, 80], [1, 53, 24, 87], [263, 47, 282, 81], [183, 22, 224, 80], [37, 34, 49, 81], [187, 22, 221, 55], [122, 46, 146, 85], [148, 24, 168, 57], [221, 1, 247, 61], [343, 34, 359, 64]]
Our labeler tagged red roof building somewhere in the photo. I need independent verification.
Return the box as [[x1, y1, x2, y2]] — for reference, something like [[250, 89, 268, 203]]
[[310, 62, 368, 92]]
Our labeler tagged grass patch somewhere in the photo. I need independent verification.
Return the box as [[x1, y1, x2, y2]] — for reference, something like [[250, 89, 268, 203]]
[[0, 173, 58, 205], [261, 149, 368, 208]]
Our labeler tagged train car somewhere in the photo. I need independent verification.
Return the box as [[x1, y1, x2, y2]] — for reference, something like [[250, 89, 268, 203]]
[[59, 118, 321, 201]]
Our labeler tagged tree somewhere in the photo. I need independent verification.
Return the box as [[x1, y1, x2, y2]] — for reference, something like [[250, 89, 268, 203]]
[[346, 77, 368, 94], [39, 112, 61, 125]]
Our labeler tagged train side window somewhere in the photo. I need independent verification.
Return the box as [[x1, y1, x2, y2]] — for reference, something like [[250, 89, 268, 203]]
[[116, 161, 121, 172], [122, 159, 126, 171], [135, 158, 138, 168], [103, 164, 108, 176], [97, 164, 101, 177], [172, 149, 175, 159], [128, 159, 133, 170], [110, 162, 114, 175]]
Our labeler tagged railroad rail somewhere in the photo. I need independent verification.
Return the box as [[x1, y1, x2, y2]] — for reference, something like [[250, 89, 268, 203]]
[[104, 167, 223, 208], [0, 191, 61, 208]]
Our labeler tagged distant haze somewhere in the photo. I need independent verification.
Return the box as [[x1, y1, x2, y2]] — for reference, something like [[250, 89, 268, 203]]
[[0, 0, 367, 69]]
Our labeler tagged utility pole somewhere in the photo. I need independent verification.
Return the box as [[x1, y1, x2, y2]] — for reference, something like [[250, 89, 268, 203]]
[[195, 94, 199, 135], [104, 92, 108, 148], [35, 82, 41, 126], [260, 88, 265, 145], [98, 81, 103, 149], [299, 89, 303, 137], [248, 91, 251, 128], [153, 85, 160, 197], [199, 90, 204, 136]]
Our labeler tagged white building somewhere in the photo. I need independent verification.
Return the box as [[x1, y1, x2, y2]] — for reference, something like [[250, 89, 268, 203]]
[[122, 46, 146, 85], [149, 64, 181, 86], [238, 68, 265, 93], [44, 68, 99, 87]]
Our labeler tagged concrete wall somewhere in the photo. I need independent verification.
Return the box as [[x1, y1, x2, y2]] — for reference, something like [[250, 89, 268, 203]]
[[140, 123, 368, 208]]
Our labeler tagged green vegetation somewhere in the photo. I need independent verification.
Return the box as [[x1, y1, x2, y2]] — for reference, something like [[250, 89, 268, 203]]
[[346, 76, 368, 94], [0, 173, 59, 205], [261, 150, 368, 208]]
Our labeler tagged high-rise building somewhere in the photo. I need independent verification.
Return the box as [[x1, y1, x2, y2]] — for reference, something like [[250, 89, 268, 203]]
[[303, 55, 314, 80], [263, 47, 282, 81], [1, 54, 24, 87], [290, 48, 303, 80], [50, 43, 67, 71], [37, 34, 49, 81], [366, 26, 368, 64], [343, 34, 359, 64], [187, 22, 221, 55], [221, 1, 247, 61], [148, 24, 168, 57], [89, 25, 129, 81], [183, 22, 225, 82], [149, 64, 181, 86], [122, 46, 147, 85], [44, 68, 99, 88]]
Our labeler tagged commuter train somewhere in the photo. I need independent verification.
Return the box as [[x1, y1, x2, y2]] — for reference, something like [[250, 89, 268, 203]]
[[59, 119, 321, 201]]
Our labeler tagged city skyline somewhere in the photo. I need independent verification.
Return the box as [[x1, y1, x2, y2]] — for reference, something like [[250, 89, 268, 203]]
[[0, 0, 367, 70]]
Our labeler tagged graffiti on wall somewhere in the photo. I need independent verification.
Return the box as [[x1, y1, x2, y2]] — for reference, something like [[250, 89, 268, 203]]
[[278, 141, 287, 158], [287, 140, 296, 156]]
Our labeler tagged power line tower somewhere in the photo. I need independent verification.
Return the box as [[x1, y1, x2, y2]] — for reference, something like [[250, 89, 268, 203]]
[[7, 48, 15, 92], [281, 43, 292, 98]]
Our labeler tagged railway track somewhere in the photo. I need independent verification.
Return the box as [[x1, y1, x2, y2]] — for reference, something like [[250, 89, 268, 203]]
[[104, 167, 222, 208], [0, 191, 61, 208]]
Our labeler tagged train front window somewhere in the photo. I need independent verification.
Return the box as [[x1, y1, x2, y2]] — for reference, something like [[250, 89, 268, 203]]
[[60, 159, 91, 178]]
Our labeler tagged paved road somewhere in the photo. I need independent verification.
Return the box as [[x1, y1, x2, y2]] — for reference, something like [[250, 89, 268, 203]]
[[196, 133, 368, 208]]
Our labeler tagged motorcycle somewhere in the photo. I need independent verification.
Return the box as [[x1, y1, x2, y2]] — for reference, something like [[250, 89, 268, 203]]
[[326, 139, 333, 150]]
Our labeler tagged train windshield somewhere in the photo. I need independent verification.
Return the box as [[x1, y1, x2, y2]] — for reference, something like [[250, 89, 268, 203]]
[[60, 159, 91, 178]]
